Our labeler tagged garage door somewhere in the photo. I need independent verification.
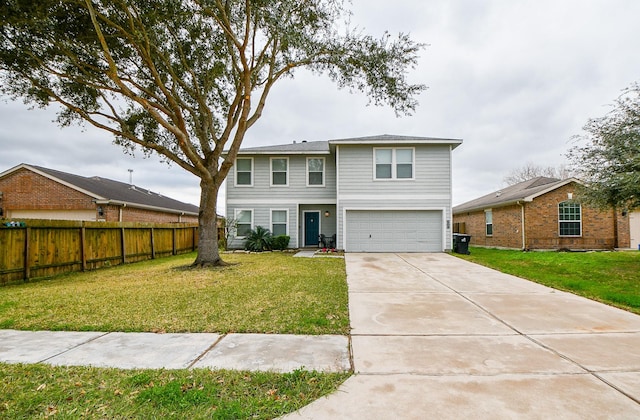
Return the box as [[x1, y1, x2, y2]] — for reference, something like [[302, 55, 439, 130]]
[[9, 209, 97, 221], [345, 210, 442, 252]]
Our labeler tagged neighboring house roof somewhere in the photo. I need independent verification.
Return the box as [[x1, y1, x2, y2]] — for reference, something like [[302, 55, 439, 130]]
[[453, 177, 581, 214], [234, 134, 463, 155], [0, 163, 199, 216]]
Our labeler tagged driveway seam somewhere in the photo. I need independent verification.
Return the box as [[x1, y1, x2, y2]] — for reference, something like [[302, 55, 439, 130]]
[[187, 333, 226, 369], [40, 331, 111, 364]]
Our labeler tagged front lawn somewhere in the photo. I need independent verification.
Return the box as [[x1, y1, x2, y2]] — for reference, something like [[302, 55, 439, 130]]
[[0, 252, 349, 335], [0, 363, 349, 419], [455, 247, 640, 314]]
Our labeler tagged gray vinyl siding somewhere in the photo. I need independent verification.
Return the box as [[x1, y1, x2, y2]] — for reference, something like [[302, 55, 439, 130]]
[[336, 144, 452, 197], [336, 144, 453, 251], [227, 155, 336, 202], [226, 204, 298, 249]]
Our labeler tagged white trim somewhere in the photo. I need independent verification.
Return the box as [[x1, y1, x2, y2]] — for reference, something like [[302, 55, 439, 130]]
[[227, 199, 336, 205], [336, 146, 341, 249], [302, 210, 322, 247], [337, 194, 450, 201], [234, 208, 254, 239], [342, 207, 447, 252], [270, 157, 289, 187], [234, 157, 254, 187], [270, 208, 289, 236], [373, 147, 416, 181], [306, 157, 326, 187]]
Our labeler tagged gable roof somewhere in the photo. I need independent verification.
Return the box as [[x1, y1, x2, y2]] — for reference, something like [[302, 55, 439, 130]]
[[329, 134, 463, 148], [453, 177, 580, 214], [237, 140, 330, 155], [0, 164, 199, 216], [234, 134, 463, 154]]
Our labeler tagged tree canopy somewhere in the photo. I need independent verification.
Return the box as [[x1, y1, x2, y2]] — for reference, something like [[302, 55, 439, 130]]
[[503, 162, 574, 186], [0, 0, 425, 265], [568, 83, 640, 211]]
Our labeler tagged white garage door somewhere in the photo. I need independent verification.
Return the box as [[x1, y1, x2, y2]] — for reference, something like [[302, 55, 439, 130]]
[[345, 210, 443, 252], [9, 209, 96, 221]]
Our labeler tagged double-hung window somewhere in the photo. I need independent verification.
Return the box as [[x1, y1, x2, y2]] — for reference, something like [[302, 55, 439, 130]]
[[235, 209, 253, 238], [271, 158, 288, 186], [374, 148, 414, 180], [235, 158, 253, 186], [271, 210, 288, 236], [559, 201, 581, 236], [485, 209, 493, 236], [307, 157, 325, 186]]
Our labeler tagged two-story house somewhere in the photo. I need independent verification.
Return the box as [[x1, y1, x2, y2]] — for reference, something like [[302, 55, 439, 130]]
[[226, 134, 462, 252]]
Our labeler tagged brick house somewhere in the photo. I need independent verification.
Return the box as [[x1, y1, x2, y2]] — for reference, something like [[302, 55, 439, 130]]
[[0, 163, 199, 223], [452, 177, 630, 250]]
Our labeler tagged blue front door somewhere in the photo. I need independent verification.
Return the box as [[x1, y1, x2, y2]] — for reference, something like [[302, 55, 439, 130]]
[[305, 212, 320, 246]]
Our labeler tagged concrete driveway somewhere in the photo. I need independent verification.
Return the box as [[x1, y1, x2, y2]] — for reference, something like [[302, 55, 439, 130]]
[[285, 253, 640, 419]]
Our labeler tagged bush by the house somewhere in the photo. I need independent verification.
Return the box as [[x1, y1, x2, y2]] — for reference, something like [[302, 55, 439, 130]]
[[244, 226, 273, 252], [272, 235, 290, 250]]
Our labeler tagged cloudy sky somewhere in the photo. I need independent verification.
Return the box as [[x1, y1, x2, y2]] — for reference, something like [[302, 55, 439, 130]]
[[1, 0, 639, 213]]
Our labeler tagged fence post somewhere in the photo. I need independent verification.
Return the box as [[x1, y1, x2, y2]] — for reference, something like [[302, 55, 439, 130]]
[[120, 227, 126, 264], [80, 225, 87, 272], [172, 227, 177, 255], [23, 227, 31, 280], [150, 227, 156, 259]]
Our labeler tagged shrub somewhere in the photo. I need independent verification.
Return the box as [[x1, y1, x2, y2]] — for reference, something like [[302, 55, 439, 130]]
[[244, 226, 273, 252], [272, 235, 290, 250]]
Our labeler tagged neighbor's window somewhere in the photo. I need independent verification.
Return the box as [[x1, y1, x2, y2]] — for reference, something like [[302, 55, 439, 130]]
[[271, 210, 288, 236], [307, 157, 325, 186], [235, 158, 253, 186], [485, 209, 493, 236], [374, 148, 414, 180], [271, 158, 288, 186], [235, 209, 253, 237], [559, 201, 581, 236]]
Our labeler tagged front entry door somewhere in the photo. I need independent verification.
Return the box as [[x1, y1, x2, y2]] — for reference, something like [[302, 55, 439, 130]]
[[304, 211, 320, 247]]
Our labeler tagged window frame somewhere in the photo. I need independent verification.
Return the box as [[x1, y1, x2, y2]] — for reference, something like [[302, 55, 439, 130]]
[[485, 209, 493, 236], [234, 208, 254, 239], [234, 157, 253, 187], [270, 209, 289, 237], [558, 201, 582, 237], [270, 157, 289, 187], [373, 147, 415, 181], [306, 157, 325, 187]]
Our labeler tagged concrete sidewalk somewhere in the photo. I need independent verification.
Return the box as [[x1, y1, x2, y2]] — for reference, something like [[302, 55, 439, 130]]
[[0, 330, 350, 372], [284, 253, 640, 419]]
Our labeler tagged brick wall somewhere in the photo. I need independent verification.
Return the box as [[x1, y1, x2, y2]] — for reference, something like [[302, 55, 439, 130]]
[[1, 168, 199, 224], [453, 182, 630, 250], [0, 168, 95, 211]]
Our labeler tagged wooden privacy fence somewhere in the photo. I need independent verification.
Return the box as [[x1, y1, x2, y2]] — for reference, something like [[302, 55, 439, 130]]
[[0, 220, 199, 285]]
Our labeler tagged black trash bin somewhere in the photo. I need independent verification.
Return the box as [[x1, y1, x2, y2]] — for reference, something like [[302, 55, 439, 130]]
[[453, 233, 471, 254]]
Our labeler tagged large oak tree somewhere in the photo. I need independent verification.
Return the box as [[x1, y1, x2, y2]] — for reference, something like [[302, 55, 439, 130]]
[[0, 0, 425, 266]]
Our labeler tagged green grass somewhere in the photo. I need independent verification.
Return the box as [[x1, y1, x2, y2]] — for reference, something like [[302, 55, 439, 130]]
[[455, 247, 640, 314], [0, 363, 350, 419], [0, 252, 349, 335]]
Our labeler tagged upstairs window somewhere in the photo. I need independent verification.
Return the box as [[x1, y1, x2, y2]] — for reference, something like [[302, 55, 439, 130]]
[[235, 158, 253, 186], [485, 209, 493, 236], [271, 158, 288, 186], [307, 158, 325, 186], [559, 201, 581, 236], [374, 148, 414, 180]]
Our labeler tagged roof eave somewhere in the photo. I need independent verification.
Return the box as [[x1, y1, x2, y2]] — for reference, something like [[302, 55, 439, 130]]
[[453, 198, 531, 214], [94, 200, 199, 216]]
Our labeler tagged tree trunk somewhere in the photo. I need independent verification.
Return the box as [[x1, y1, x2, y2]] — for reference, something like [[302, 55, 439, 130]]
[[192, 178, 225, 267]]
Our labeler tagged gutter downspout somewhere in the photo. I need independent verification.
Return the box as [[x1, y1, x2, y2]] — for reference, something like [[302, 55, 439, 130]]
[[119, 203, 126, 222], [518, 201, 525, 250]]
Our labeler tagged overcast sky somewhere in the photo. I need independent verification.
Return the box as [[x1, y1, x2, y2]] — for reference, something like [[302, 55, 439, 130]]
[[1, 0, 639, 213]]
